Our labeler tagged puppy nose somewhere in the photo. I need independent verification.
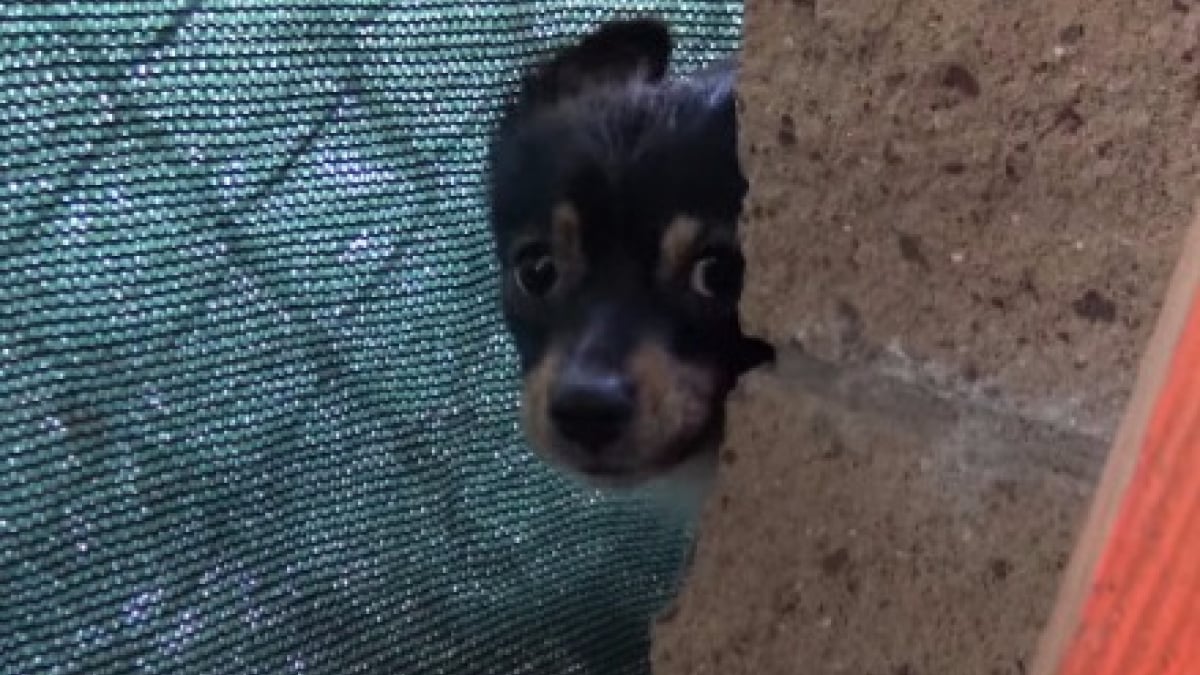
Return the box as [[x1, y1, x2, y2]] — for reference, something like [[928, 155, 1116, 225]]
[[549, 370, 635, 451]]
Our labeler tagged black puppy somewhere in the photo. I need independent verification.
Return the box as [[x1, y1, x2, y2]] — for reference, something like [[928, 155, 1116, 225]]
[[487, 18, 772, 493]]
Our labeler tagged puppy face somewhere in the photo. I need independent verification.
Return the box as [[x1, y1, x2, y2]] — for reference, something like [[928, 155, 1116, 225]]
[[487, 19, 773, 487]]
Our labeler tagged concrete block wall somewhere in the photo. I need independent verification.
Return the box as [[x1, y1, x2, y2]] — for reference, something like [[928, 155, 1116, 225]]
[[653, 1, 1197, 672]]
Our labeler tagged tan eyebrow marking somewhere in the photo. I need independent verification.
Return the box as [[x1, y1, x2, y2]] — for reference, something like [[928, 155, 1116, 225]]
[[657, 215, 703, 281], [550, 202, 583, 267]]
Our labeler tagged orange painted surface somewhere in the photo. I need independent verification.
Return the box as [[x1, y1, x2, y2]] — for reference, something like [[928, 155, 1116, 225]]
[[1056, 294, 1200, 675]]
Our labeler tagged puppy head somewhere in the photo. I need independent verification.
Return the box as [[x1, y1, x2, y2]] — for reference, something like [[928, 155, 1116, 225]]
[[488, 18, 773, 487]]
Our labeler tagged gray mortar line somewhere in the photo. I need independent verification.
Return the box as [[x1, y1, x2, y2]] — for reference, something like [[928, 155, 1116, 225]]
[[751, 346, 1111, 485]]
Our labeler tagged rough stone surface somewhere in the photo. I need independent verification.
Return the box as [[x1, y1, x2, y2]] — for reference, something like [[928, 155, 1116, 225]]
[[653, 359, 1102, 674], [651, 0, 1197, 672], [736, 0, 1195, 435]]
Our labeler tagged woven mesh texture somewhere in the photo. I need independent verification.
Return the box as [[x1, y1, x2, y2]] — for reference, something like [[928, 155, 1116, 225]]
[[0, 3, 741, 674]]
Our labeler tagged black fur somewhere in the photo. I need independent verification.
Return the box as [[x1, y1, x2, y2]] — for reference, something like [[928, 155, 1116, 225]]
[[487, 17, 773, 484]]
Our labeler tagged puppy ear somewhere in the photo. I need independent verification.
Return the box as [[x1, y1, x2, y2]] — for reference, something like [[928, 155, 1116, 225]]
[[518, 18, 673, 111]]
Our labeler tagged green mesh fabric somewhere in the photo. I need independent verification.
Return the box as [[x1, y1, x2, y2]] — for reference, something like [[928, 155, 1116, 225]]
[[0, 3, 740, 674]]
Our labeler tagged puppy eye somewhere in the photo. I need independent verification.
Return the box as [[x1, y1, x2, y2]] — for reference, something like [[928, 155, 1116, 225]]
[[514, 244, 558, 298], [690, 248, 743, 302]]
